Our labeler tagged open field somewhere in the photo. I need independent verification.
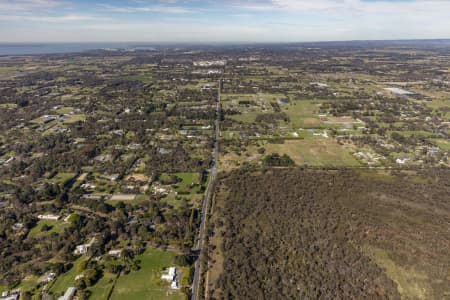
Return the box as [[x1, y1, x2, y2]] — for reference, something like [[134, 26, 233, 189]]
[[110, 248, 185, 300], [27, 219, 69, 239], [265, 137, 360, 166], [50, 257, 87, 295], [429, 138, 450, 151], [50, 172, 77, 186], [86, 271, 116, 300]]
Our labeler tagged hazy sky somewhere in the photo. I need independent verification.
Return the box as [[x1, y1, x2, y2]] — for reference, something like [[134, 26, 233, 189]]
[[0, 0, 449, 43]]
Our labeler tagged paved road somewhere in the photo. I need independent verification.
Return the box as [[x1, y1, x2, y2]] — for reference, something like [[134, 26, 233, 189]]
[[191, 80, 221, 300]]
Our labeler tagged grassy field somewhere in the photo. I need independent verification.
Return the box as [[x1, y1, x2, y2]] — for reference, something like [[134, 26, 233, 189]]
[[27, 219, 69, 239], [364, 246, 432, 299], [110, 248, 185, 300], [227, 111, 260, 123], [429, 138, 450, 151], [282, 100, 327, 128], [50, 256, 87, 295], [423, 99, 450, 110], [63, 114, 86, 124], [0, 285, 8, 294], [173, 173, 201, 194], [0, 103, 17, 109], [87, 271, 116, 300], [159, 173, 202, 194], [15, 275, 39, 293], [50, 172, 77, 186], [161, 193, 203, 209], [265, 136, 360, 166], [54, 106, 74, 114]]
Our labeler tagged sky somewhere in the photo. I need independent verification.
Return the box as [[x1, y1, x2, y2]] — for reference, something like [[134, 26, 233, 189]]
[[0, 0, 449, 43]]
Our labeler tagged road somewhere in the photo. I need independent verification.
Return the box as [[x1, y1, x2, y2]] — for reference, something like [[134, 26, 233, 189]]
[[191, 79, 221, 300]]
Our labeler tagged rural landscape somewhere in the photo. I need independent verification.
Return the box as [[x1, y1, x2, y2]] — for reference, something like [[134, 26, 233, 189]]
[[0, 40, 449, 300]]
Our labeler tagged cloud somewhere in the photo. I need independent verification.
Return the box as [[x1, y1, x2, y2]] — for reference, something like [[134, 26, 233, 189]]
[[0, 0, 449, 42], [0, 14, 106, 22], [234, 0, 450, 16], [99, 4, 191, 14], [0, 0, 61, 11]]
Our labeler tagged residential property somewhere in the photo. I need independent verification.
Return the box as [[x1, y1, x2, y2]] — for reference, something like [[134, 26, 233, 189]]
[[396, 157, 410, 164], [74, 237, 96, 255], [310, 82, 329, 88], [57, 287, 76, 300], [38, 214, 61, 221], [161, 267, 179, 289], [0, 291, 19, 300], [384, 87, 415, 96], [108, 249, 123, 258], [39, 271, 56, 284], [161, 267, 176, 281]]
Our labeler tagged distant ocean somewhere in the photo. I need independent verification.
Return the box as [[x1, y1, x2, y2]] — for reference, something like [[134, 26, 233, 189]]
[[0, 43, 157, 55]]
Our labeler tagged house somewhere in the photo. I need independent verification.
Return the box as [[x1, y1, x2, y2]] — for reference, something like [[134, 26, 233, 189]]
[[1, 291, 19, 300], [277, 98, 289, 105], [12, 223, 24, 231], [100, 174, 120, 181], [108, 249, 123, 258], [57, 287, 76, 300], [39, 271, 56, 284], [384, 87, 416, 97], [396, 157, 410, 164], [161, 267, 176, 281], [38, 214, 61, 221], [75, 274, 85, 281], [171, 281, 179, 290], [310, 82, 329, 88], [74, 237, 96, 255]]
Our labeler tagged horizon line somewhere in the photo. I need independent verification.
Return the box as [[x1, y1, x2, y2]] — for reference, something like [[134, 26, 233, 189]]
[[1, 38, 450, 45]]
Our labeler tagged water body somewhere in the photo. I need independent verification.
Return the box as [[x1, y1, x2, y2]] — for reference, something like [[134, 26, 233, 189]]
[[0, 43, 157, 55]]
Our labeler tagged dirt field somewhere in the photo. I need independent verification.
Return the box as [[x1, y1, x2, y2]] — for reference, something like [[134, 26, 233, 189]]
[[110, 194, 137, 201]]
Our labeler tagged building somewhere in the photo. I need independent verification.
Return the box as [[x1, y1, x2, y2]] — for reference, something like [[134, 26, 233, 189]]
[[384, 87, 416, 97], [108, 249, 123, 258], [310, 82, 329, 88], [38, 214, 61, 221], [57, 287, 76, 300], [161, 267, 176, 281], [161, 267, 180, 289], [277, 98, 289, 105], [40, 271, 56, 283], [1, 291, 19, 300], [396, 157, 410, 164], [171, 281, 179, 290], [74, 237, 96, 255]]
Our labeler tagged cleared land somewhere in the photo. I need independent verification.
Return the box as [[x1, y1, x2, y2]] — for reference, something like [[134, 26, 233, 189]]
[[109, 248, 185, 300], [265, 137, 360, 166]]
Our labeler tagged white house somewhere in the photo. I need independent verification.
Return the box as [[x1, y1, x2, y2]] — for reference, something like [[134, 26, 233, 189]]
[[108, 249, 123, 258], [38, 214, 61, 221], [40, 271, 56, 283], [1, 291, 19, 300], [57, 287, 76, 300], [396, 157, 410, 164], [74, 237, 96, 255], [171, 281, 179, 290], [161, 267, 176, 281]]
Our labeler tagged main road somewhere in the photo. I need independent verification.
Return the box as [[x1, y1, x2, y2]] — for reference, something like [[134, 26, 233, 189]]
[[191, 79, 221, 300]]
